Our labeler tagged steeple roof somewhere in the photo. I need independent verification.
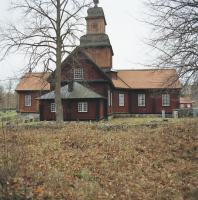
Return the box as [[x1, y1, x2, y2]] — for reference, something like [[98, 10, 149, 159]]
[[86, 7, 107, 25]]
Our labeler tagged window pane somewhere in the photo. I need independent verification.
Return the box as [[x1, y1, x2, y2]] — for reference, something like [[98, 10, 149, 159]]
[[138, 94, 145, 106], [119, 94, 124, 106], [51, 103, 56, 112], [162, 94, 170, 106], [78, 102, 88, 112], [25, 95, 31, 107], [74, 68, 83, 79]]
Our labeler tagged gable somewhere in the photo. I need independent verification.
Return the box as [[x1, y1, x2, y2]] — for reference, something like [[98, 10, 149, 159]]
[[61, 57, 104, 81], [48, 47, 112, 83]]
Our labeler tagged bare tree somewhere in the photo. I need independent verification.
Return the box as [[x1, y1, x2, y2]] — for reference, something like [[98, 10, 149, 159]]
[[0, 85, 5, 110], [0, 0, 92, 123], [142, 0, 198, 87]]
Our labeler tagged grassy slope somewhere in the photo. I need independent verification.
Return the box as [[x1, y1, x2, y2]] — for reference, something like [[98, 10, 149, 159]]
[[0, 118, 198, 199]]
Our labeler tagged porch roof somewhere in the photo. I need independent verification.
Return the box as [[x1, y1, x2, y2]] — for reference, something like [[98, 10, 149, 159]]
[[37, 82, 105, 100]]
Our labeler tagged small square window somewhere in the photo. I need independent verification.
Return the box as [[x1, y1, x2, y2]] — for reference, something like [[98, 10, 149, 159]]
[[162, 94, 170, 106], [119, 94, 124, 107], [181, 104, 184, 108], [51, 103, 56, 113], [74, 68, 83, 79], [78, 102, 88, 112], [187, 104, 191, 108], [138, 94, 145, 106], [25, 95, 31, 107]]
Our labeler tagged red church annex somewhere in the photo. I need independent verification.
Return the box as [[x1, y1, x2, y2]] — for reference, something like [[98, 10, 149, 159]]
[[16, 1, 181, 121]]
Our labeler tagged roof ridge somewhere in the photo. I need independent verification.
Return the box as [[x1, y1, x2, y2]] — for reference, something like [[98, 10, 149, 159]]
[[116, 69, 175, 71]]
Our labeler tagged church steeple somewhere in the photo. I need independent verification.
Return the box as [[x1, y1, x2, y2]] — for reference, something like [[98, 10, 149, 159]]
[[93, 0, 99, 7], [85, 1, 106, 34], [80, 1, 114, 70]]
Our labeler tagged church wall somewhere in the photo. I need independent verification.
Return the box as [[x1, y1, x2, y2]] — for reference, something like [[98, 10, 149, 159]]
[[70, 100, 96, 120], [131, 90, 153, 114], [18, 91, 45, 113], [42, 100, 67, 121], [114, 90, 129, 113], [155, 92, 179, 114]]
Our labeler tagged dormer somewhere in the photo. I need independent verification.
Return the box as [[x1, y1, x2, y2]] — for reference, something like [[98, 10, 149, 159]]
[[105, 68, 118, 79]]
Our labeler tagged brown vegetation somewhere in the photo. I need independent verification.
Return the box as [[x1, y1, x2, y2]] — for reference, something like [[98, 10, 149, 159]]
[[0, 119, 198, 199]]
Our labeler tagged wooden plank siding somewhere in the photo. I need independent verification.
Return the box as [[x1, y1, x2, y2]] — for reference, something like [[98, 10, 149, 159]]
[[42, 101, 67, 121], [114, 90, 129, 113], [19, 92, 46, 113], [85, 48, 112, 69], [61, 59, 104, 81], [87, 19, 105, 34], [70, 100, 96, 120], [155, 92, 179, 113], [113, 90, 179, 115], [131, 90, 153, 114]]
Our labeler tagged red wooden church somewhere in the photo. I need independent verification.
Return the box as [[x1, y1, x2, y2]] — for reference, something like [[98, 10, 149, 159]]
[[16, 1, 181, 121]]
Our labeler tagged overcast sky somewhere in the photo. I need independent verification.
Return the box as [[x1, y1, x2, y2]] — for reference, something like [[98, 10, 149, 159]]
[[0, 0, 150, 89]]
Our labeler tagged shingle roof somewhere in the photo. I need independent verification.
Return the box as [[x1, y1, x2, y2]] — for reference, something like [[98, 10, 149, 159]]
[[37, 82, 105, 100], [112, 69, 181, 89], [86, 7, 107, 25], [15, 73, 51, 91], [180, 97, 192, 104]]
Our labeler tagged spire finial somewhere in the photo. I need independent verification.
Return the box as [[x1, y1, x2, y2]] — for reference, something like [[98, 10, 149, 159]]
[[93, 0, 99, 7]]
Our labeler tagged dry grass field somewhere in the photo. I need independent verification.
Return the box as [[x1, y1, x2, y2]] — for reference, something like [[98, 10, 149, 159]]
[[0, 118, 198, 200]]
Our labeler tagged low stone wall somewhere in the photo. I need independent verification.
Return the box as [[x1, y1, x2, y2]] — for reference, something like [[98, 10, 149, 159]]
[[174, 109, 195, 118], [114, 113, 172, 118]]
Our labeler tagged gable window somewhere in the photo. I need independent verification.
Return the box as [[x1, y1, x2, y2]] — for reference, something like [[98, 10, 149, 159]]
[[78, 102, 88, 112], [119, 94, 124, 107], [74, 68, 83, 79], [138, 94, 145, 106], [51, 103, 56, 113], [25, 95, 31, 107], [162, 94, 170, 106]]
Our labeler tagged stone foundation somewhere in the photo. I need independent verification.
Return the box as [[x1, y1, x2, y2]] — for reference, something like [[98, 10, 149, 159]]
[[114, 113, 172, 118], [17, 113, 40, 120], [108, 114, 114, 120]]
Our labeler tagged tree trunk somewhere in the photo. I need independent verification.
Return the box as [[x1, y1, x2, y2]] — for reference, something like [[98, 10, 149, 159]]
[[55, 0, 63, 123]]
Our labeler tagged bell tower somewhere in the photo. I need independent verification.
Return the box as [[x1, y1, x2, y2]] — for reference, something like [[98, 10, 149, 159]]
[[80, 0, 114, 70]]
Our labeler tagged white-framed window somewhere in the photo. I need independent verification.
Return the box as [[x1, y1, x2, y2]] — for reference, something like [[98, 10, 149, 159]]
[[138, 94, 145, 107], [78, 102, 88, 112], [181, 104, 184, 108], [51, 103, 56, 113], [119, 94, 124, 107], [162, 94, 170, 106], [187, 104, 191, 108], [74, 68, 83, 79], [25, 95, 31, 107]]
